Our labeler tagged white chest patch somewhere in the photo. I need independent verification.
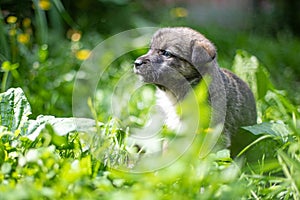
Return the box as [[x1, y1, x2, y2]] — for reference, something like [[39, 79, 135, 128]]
[[156, 89, 181, 130]]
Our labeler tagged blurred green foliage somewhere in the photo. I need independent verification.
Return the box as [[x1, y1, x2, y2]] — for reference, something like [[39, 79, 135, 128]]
[[0, 1, 300, 199], [0, 52, 299, 199], [1, 0, 299, 118]]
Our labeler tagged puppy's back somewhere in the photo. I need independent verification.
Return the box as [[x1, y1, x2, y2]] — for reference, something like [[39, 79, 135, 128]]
[[220, 68, 257, 152]]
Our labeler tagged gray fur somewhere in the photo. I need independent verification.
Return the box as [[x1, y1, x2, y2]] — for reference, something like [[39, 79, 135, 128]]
[[134, 27, 257, 148]]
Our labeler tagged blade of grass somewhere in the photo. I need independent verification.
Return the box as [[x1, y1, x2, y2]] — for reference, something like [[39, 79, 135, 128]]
[[87, 97, 100, 133], [48, 5, 64, 37], [250, 190, 259, 200], [32, 0, 48, 44], [237, 134, 273, 158], [277, 150, 300, 199], [51, 0, 79, 29], [0, 6, 10, 60]]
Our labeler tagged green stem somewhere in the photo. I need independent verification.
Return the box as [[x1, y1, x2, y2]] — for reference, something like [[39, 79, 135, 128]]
[[10, 32, 17, 63], [1, 71, 9, 92], [236, 134, 273, 158]]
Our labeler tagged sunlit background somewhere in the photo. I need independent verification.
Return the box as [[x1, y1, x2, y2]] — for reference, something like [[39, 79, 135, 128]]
[[0, 0, 299, 117]]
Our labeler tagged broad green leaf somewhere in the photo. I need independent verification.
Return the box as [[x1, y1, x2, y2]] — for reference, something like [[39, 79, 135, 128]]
[[232, 49, 272, 100], [24, 115, 99, 140], [242, 121, 291, 141], [0, 88, 99, 141], [0, 87, 31, 132]]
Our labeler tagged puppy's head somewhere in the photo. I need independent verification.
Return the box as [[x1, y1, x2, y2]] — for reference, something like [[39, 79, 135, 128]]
[[134, 27, 216, 92]]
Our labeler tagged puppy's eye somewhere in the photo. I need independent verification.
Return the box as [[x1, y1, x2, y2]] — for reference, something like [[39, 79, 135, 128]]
[[159, 50, 172, 58]]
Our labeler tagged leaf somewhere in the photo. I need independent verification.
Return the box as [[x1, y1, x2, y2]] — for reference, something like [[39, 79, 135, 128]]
[[232, 50, 273, 100], [0, 88, 99, 140], [0, 87, 31, 132], [216, 149, 232, 162], [79, 155, 92, 176], [242, 121, 291, 141], [24, 115, 99, 141], [44, 124, 70, 149], [22, 115, 55, 140]]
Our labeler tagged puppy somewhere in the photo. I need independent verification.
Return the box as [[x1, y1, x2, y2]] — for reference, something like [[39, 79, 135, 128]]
[[134, 27, 257, 151]]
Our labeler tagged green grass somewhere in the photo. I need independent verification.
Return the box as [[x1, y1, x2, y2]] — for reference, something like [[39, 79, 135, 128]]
[[0, 49, 300, 199], [1, 1, 300, 199]]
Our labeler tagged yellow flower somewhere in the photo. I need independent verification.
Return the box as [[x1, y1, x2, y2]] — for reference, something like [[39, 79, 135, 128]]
[[1, 61, 19, 72], [7, 16, 17, 24], [17, 33, 30, 44], [22, 18, 31, 28], [1, 61, 11, 72], [170, 7, 188, 18], [39, 0, 51, 10], [76, 49, 91, 61], [67, 29, 82, 41], [71, 33, 81, 42]]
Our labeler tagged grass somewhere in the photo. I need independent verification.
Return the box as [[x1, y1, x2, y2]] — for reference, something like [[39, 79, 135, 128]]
[[0, 50, 299, 199], [0, 1, 300, 199]]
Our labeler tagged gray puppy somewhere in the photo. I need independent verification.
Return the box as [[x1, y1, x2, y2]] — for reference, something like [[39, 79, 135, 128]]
[[134, 27, 257, 150]]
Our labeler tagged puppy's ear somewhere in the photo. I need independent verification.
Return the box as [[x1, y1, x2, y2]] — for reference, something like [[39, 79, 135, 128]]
[[190, 39, 216, 66]]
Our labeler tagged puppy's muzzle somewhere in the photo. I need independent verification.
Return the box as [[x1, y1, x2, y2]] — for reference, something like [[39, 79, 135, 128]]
[[134, 57, 149, 73]]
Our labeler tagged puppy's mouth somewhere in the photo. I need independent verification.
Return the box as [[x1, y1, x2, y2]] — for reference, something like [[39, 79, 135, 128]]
[[133, 65, 151, 83], [133, 61, 154, 79], [133, 65, 142, 75]]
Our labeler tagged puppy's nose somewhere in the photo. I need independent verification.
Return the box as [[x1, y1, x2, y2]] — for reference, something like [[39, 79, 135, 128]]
[[134, 59, 143, 69]]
